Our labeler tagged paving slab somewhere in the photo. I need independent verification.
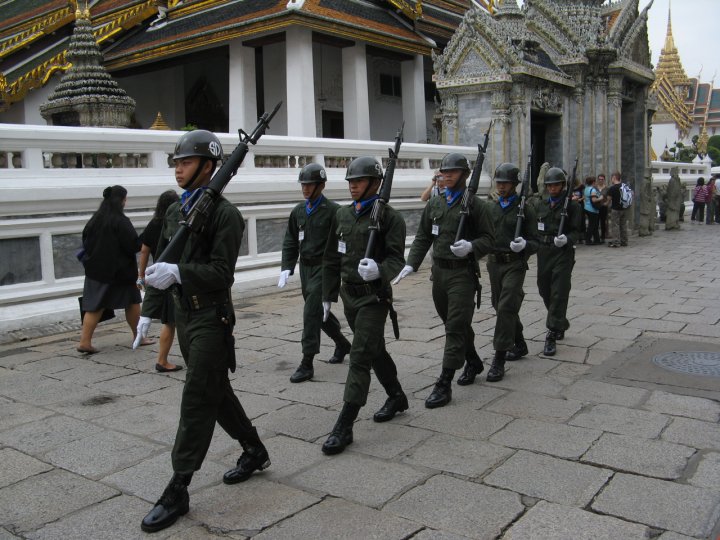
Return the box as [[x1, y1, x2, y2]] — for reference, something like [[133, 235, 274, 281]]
[[350, 420, 434, 459], [563, 379, 649, 407], [0, 448, 53, 489], [592, 472, 720, 538], [408, 405, 512, 440], [253, 497, 421, 539], [99, 403, 183, 440], [253, 403, 339, 441], [489, 418, 601, 459], [642, 390, 720, 422], [0, 402, 55, 431], [1, 414, 104, 457], [485, 392, 583, 423], [484, 450, 611, 506], [385, 475, 524, 539], [502, 500, 650, 540], [0, 470, 117, 533], [45, 393, 148, 421], [688, 452, 720, 489], [569, 403, 669, 438], [662, 416, 720, 451], [289, 453, 428, 508]]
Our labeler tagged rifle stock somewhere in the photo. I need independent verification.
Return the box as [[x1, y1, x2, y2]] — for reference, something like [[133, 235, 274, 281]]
[[364, 123, 404, 259], [514, 148, 533, 239], [454, 121, 492, 244], [557, 157, 578, 238], [157, 102, 282, 264]]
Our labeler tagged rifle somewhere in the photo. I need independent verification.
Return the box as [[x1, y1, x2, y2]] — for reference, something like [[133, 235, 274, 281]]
[[454, 121, 492, 243], [557, 156, 578, 238], [364, 122, 404, 259], [157, 102, 282, 263], [514, 147, 533, 239]]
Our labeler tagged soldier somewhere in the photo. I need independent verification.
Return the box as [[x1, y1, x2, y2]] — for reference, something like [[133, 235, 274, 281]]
[[321, 157, 408, 455], [484, 163, 539, 382], [140, 130, 269, 533], [279, 163, 352, 383], [393, 153, 494, 408], [532, 167, 581, 357]]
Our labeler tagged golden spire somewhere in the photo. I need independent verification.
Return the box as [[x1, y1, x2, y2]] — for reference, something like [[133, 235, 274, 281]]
[[149, 111, 171, 130], [697, 122, 709, 156], [655, 2, 689, 89]]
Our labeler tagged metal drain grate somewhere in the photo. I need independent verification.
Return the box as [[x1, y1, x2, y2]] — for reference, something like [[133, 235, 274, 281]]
[[652, 351, 720, 377]]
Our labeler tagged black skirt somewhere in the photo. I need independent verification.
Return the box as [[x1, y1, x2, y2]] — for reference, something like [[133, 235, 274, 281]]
[[82, 277, 141, 312]]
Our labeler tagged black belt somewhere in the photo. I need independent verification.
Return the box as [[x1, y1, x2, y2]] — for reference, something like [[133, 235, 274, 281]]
[[488, 252, 523, 264], [539, 235, 555, 245], [342, 280, 382, 298], [175, 289, 230, 311], [300, 256, 323, 266], [434, 258, 470, 270]]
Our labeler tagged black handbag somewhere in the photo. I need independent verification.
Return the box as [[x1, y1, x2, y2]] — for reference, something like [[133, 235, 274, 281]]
[[78, 297, 115, 323]]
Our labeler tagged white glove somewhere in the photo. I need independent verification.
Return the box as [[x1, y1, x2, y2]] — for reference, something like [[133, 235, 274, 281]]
[[132, 316, 152, 350], [450, 240, 473, 258], [392, 265, 415, 285], [554, 234, 568, 248], [278, 269, 291, 288], [358, 258, 381, 282], [145, 262, 181, 290], [510, 237, 526, 253], [322, 301, 332, 322]]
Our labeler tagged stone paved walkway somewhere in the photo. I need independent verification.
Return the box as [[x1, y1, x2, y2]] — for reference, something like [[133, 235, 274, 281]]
[[1, 226, 720, 539]]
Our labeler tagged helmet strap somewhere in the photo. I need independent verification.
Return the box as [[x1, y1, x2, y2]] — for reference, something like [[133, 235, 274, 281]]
[[182, 157, 209, 191], [306, 183, 321, 203]]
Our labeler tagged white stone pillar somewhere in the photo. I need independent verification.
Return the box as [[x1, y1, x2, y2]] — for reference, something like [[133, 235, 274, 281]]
[[228, 40, 257, 133], [401, 54, 427, 143], [285, 27, 316, 137], [342, 43, 370, 140]]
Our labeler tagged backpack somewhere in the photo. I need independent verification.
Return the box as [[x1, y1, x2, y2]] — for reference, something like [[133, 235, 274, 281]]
[[619, 183, 633, 209]]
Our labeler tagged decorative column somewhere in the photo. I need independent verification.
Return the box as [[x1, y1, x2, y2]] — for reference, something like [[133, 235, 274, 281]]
[[607, 75, 623, 175], [440, 92, 458, 145], [490, 87, 511, 173], [342, 43, 371, 140], [285, 27, 316, 137], [228, 40, 257, 133], [401, 54, 427, 143]]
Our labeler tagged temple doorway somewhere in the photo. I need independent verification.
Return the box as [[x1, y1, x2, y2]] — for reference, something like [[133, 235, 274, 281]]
[[531, 111, 562, 188]]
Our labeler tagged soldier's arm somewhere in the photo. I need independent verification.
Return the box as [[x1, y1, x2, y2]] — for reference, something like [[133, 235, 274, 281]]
[[522, 202, 540, 255], [322, 210, 341, 302], [406, 202, 433, 271], [470, 197, 495, 258], [281, 207, 300, 274], [378, 209, 407, 285]]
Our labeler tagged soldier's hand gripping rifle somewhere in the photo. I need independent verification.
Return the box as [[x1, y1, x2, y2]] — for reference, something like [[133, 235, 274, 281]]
[[157, 102, 282, 264], [454, 121, 492, 243], [364, 123, 404, 259], [514, 147, 533, 240], [557, 156, 578, 238]]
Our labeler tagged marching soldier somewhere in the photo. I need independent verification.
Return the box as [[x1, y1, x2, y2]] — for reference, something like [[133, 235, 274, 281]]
[[140, 130, 269, 533], [393, 153, 494, 408], [484, 163, 539, 383], [532, 167, 581, 356], [321, 157, 408, 455], [279, 163, 352, 383]]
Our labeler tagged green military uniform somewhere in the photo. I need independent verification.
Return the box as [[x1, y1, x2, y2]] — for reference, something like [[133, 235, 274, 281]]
[[322, 202, 406, 407], [532, 194, 581, 333], [169, 197, 261, 474], [486, 197, 538, 352], [406, 194, 494, 371], [281, 196, 348, 357]]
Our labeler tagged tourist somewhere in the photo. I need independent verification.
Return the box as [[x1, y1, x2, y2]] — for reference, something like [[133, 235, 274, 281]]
[[420, 169, 445, 201], [597, 173, 609, 241], [77, 185, 143, 354], [320, 156, 408, 455], [393, 153, 494, 406], [606, 172, 628, 247], [140, 130, 269, 533], [691, 177, 708, 223], [704, 177, 716, 225], [279, 162, 351, 383], [583, 176, 603, 245], [133, 190, 181, 372], [571, 177, 586, 243], [531, 168, 582, 356]]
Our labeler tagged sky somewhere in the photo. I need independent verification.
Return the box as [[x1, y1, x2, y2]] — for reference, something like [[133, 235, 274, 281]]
[[512, 0, 720, 85]]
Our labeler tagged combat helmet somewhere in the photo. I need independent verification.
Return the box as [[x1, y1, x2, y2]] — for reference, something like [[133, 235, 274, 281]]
[[544, 167, 567, 184], [494, 162, 520, 183], [439, 153, 470, 172], [345, 157, 383, 181], [173, 130, 223, 161], [298, 163, 327, 184]]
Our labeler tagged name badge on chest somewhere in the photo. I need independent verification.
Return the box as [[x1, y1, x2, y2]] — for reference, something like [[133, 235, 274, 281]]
[[432, 224, 440, 236], [538, 221, 545, 232], [338, 240, 347, 254], [298, 230, 305, 242]]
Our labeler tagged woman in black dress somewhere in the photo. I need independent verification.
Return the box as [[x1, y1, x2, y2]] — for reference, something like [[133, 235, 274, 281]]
[[78, 185, 142, 353]]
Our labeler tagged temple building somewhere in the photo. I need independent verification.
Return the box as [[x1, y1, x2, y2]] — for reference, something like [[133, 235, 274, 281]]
[[433, 0, 655, 192], [650, 5, 720, 159], [0, 0, 501, 143]]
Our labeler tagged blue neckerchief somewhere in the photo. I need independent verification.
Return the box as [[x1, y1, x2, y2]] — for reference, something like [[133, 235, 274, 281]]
[[499, 194, 517, 209], [180, 187, 208, 216], [354, 195, 379, 216], [306, 195, 324, 216], [548, 195, 562, 207], [445, 189, 463, 207]]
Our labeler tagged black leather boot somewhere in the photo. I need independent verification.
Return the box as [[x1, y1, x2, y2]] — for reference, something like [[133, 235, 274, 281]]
[[223, 435, 271, 484], [555, 330, 565, 341], [322, 402, 361, 455], [543, 330, 557, 356], [141, 472, 191, 533], [328, 338, 351, 364], [486, 351, 506, 382], [425, 368, 455, 408], [373, 380, 409, 422], [505, 340, 529, 361], [290, 355, 314, 383], [457, 354, 484, 386]]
